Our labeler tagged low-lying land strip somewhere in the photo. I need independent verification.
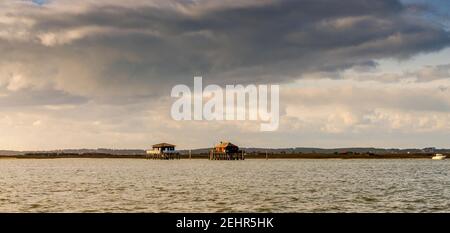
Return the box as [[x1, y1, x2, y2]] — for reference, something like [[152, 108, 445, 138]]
[[0, 152, 437, 159]]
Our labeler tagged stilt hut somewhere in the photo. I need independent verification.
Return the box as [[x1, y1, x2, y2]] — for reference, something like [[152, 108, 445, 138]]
[[210, 141, 244, 160], [146, 143, 180, 160]]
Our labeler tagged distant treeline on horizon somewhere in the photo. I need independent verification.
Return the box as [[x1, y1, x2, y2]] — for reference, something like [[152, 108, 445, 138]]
[[0, 147, 446, 156]]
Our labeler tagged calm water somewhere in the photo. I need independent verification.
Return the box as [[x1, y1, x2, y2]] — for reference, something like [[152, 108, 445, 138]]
[[0, 159, 449, 212]]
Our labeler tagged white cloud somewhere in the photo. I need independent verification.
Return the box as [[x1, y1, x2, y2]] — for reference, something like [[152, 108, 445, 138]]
[[7, 73, 29, 91], [32, 119, 41, 126]]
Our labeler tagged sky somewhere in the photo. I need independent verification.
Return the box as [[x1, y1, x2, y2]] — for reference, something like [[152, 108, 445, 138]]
[[1, 0, 450, 150]]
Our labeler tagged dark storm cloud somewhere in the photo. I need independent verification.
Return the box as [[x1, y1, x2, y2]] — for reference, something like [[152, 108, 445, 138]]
[[20, 0, 447, 84], [2, 0, 450, 98]]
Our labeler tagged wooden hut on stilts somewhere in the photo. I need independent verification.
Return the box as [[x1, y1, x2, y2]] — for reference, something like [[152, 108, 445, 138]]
[[146, 143, 180, 160], [210, 141, 245, 160]]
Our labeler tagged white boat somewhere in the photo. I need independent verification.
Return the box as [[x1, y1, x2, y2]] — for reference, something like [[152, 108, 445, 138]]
[[432, 153, 446, 160]]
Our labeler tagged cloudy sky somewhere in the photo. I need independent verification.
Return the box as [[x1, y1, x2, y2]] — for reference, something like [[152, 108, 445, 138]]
[[1, 0, 450, 150]]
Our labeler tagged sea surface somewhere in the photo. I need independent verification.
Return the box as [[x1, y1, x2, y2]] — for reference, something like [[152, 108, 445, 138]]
[[0, 158, 449, 212]]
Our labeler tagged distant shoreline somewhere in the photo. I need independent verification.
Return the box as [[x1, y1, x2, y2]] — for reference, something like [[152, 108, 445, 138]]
[[0, 153, 439, 159]]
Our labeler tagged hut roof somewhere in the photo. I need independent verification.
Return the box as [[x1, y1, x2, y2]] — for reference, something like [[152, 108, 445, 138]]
[[152, 143, 176, 148], [215, 141, 238, 148]]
